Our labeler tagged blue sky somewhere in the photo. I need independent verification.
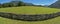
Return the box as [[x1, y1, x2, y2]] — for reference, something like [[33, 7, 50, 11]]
[[0, 0, 58, 5], [21, 0, 58, 5], [0, 0, 12, 3]]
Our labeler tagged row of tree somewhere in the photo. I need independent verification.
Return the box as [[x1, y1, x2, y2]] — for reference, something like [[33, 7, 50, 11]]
[[0, 0, 45, 8], [0, 1, 34, 8]]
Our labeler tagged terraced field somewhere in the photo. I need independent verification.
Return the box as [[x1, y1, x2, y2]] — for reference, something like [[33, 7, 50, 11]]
[[0, 6, 60, 24]]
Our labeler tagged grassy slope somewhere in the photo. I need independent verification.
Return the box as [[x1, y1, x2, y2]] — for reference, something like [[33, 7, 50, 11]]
[[0, 6, 60, 24], [0, 6, 60, 14]]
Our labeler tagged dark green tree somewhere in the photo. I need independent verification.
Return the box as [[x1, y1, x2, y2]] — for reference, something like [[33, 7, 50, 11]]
[[0, 3, 2, 8]]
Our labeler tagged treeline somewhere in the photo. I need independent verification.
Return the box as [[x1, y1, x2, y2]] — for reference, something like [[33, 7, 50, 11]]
[[0, 1, 45, 8], [0, 1, 34, 8]]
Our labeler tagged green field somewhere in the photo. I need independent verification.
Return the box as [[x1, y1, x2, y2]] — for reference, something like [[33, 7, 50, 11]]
[[0, 6, 60, 24]]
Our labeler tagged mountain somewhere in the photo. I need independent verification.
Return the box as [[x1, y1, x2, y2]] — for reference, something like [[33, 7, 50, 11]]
[[49, 0, 60, 8]]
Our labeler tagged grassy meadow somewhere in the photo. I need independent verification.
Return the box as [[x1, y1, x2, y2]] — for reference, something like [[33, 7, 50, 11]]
[[0, 6, 60, 24]]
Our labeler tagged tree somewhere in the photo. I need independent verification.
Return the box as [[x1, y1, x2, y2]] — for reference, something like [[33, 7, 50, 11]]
[[0, 3, 2, 8], [0, 0, 34, 8], [24, 3, 34, 6], [2, 3, 10, 7]]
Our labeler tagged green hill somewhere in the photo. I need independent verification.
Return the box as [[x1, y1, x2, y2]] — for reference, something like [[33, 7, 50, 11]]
[[0, 6, 60, 14], [0, 6, 60, 24]]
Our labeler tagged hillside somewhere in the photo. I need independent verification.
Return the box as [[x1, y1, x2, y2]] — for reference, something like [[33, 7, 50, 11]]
[[0, 6, 60, 24], [0, 6, 60, 14], [49, 0, 60, 8]]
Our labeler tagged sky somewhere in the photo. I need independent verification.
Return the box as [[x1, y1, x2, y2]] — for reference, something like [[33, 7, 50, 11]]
[[0, 0, 58, 5]]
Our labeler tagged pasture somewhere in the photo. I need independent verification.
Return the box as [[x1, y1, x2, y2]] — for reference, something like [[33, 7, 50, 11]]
[[0, 6, 60, 24]]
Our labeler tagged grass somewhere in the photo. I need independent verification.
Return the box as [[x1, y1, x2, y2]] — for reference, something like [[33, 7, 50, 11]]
[[0, 6, 60, 14], [0, 6, 60, 24]]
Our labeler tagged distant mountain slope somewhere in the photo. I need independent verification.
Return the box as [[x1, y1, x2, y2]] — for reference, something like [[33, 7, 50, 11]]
[[49, 0, 60, 8]]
